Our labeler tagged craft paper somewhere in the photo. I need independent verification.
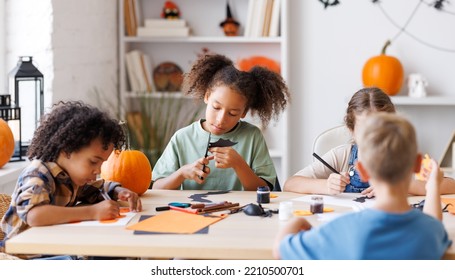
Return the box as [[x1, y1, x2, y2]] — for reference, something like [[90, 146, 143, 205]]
[[133, 215, 209, 235], [60, 207, 136, 227], [188, 190, 230, 203], [126, 210, 225, 234], [209, 138, 237, 148], [293, 193, 375, 211], [441, 198, 455, 214]]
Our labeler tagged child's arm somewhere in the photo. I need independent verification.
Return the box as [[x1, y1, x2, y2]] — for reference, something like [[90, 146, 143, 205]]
[[422, 159, 444, 221], [408, 177, 455, 195], [152, 156, 213, 189], [113, 187, 142, 212], [26, 200, 120, 226], [284, 173, 350, 195], [210, 147, 268, 191], [273, 217, 312, 259]]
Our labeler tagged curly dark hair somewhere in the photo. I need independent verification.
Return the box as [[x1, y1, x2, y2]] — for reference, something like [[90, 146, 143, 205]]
[[344, 87, 396, 132], [27, 101, 126, 162], [181, 54, 290, 128]]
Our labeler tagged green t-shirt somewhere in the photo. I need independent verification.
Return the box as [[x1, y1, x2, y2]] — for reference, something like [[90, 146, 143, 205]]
[[152, 120, 276, 191]]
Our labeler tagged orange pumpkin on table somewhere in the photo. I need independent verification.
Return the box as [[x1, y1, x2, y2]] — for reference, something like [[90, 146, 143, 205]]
[[362, 40, 404, 96], [101, 149, 152, 196], [0, 119, 15, 168]]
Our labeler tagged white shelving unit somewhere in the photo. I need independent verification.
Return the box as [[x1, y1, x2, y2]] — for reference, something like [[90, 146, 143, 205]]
[[391, 96, 455, 106], [118, 0, 290, 183], [391, 95, 455, 174]]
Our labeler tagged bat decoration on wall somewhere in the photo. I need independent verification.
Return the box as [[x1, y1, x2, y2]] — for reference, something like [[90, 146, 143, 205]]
[[319, 0, 340, 9], [322, 0, 455, 52], [322, 0, 453, 13], [433, 0, 449, 10]]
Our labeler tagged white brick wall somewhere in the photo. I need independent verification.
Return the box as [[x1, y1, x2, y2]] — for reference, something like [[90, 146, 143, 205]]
[[6, 0, 118, 113]]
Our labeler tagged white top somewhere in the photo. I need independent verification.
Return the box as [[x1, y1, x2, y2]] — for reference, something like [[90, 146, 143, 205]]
[[295, 144, 353, 178]]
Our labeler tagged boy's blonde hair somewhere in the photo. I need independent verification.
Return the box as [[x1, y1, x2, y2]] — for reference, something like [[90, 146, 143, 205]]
[[356, 112, 417, 184]]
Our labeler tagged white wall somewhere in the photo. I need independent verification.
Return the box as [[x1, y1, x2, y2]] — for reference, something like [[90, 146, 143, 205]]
[[5, 0, 53, 108], [51, 0, 118, 109], [5, 0, 118, 112], [288, 0, 455, 174]]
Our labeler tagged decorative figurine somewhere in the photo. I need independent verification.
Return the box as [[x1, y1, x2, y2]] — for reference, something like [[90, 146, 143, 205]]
[[219, 2, 239, 36], [161, 1, 180, 19], [408, 73, 428, 98]]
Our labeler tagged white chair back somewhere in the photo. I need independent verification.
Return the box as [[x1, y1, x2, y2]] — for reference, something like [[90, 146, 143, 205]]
[[312, 125, 352, 159]]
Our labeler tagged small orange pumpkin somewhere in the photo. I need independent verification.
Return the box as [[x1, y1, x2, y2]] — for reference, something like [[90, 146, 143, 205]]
[[0, 119, 15, 168], [362, 40, 404, 96], [100, 149, 152, 195]]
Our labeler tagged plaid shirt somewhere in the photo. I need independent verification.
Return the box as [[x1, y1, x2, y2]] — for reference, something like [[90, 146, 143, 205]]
[[1, 159, 120, 246]]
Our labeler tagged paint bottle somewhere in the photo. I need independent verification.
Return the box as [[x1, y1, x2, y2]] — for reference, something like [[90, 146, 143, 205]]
[[257, 186, 270, 204], [279, 201, 293, 220], [310, 195, 324, 214]]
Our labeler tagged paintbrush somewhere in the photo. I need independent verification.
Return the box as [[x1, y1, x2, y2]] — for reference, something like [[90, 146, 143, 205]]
[[312, 152, 340, 174]]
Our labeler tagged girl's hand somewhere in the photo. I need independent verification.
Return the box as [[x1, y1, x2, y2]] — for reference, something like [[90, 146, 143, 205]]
[[209, 147, 242, 169], [326, 172, 350, 195], [180, 156, 214, 183], [424, 159, 443, 193], [92, 200, 119, 220], [117, 189, 142, 212], [361, 186, 375, 198]]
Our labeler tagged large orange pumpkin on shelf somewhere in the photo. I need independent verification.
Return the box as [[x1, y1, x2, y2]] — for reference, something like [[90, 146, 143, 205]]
[[0, 119, 15, 168], [100, 149, 152, 195], [362, 40, 404, 96]]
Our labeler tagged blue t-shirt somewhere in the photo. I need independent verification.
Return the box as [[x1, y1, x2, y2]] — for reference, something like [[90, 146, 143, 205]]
[[280, 208, 452, 260]]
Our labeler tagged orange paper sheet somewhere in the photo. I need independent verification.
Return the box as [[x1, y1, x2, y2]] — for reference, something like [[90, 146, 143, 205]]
[[293, 207, 334, 216], [126, 210, 225, 234], [441, 198, 455, 215]]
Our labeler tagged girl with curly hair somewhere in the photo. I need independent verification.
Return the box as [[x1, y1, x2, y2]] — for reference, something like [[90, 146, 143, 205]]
[[153, 54, 290, 191], [1, 101, 142, 252]]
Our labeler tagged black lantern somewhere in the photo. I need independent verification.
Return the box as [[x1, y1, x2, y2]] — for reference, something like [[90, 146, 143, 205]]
[[0, 93, 22, 161], [8, 56, 44, 154]]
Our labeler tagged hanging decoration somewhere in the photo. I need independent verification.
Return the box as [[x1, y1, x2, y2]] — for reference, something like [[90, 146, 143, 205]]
[[318, 0, 340, 9], [318, 0, 455, 52]]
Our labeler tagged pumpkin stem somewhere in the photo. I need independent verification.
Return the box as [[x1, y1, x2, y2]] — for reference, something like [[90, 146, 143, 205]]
[[119, 120, 130, 150], [381, 40, 391, 55]]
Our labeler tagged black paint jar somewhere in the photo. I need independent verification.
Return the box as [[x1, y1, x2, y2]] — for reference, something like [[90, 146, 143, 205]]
[[310, 195, 324, 214], [257, 186, 270, 204]]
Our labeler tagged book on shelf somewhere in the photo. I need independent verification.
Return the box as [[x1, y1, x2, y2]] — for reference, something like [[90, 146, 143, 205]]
[[269, 0, 281, 37], [137, 26, 190, 37], [124, 0, 141, 36], [144, 19, 187, 28], [244, 0, 256, 37], [244, 0, 280, 37], [125, 50, 154, 93], [140, 54, 154, 92], [262, 0, 274, 36]]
